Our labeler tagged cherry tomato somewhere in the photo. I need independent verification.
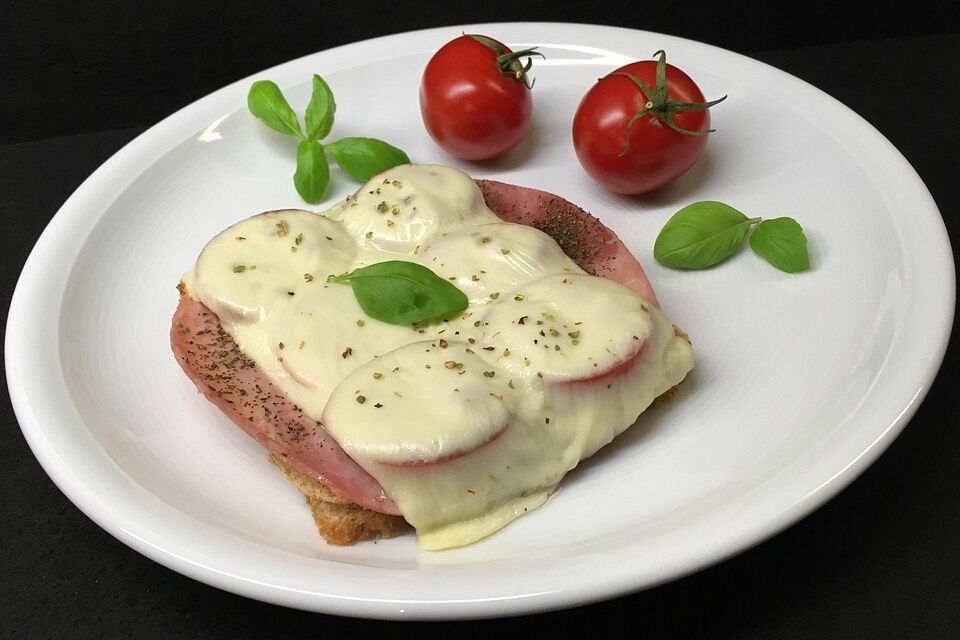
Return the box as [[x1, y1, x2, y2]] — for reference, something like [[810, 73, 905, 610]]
[[420, 34, 542, 161], [573, 50, 725, 194]]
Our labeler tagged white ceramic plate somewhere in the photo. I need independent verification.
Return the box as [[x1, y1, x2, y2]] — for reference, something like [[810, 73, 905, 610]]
[[7, 23, 954, 619]]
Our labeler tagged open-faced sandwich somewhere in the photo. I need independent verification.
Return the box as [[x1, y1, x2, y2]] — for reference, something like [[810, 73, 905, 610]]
[[171, 164, 693, 550]]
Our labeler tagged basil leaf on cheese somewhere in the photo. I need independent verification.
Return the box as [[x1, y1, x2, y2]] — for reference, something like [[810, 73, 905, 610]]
[[328, 260, 468, 325]]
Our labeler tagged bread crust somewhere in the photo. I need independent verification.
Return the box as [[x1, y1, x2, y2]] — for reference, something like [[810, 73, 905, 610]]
[[269, 454, 410, 545]]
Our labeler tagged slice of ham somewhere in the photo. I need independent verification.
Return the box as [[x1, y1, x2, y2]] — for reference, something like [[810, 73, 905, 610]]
[[476, 179, 659, 307], [170, 296, 401, 514], [171, 180, 658, 514]]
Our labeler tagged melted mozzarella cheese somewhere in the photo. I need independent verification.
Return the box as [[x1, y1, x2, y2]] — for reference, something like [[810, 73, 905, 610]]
[[187, 164, 694, 549]]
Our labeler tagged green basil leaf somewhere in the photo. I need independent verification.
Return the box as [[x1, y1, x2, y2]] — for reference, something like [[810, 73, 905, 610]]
[[247, 80, 303, 137], [329, 260, 468, 325], [654, 201, 759, 269], [326, 137, 411, 182], [294, 139, 329, 204], [749, 217, 810, 273], [304, 74, 336, 141]]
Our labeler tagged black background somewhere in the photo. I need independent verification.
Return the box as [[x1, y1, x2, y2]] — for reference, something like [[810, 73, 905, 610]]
[[2, 1, 959, 637], [2, 0, 959, 144]]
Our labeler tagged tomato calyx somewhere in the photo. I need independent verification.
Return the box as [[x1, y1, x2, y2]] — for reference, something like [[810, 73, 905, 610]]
[[608, 50, 727, 156], [468, 34, 545, 89]]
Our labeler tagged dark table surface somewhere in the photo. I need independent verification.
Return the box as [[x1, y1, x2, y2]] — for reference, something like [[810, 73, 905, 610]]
[[2, 33, 958, 639]]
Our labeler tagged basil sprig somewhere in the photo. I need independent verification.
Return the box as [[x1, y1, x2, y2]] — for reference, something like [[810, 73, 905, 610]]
[[326, 137, 411, 183], [328, 261, 469, 325], [654, 201, 759, 269], [247, 80, 303, 137], [293, 139, 329, 204], [304, 74, 335, 140], [654, 201, 810, 273], [749, 217, 810, 273], [247, 74, 410, 204]]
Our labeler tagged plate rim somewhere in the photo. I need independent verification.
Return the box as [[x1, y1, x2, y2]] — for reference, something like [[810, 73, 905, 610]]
[[6, 21, 955, 620]]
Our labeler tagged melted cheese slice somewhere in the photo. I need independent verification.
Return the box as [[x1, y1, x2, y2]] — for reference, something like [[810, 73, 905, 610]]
[[186, 164, 693, 549]]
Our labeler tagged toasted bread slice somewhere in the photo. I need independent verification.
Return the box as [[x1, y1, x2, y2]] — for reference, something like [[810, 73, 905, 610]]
[[271, 326, 691, 545], [269, 454, 409, 545]]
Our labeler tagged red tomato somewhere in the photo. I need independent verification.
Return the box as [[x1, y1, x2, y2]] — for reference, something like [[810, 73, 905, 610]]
[[573, 51, 725, 194], [420, 34, 540, 161]]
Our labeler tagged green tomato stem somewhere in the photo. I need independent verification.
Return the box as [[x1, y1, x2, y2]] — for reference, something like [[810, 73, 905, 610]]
[[608, 49, 727, 154], [468, 34, 544, 89]]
